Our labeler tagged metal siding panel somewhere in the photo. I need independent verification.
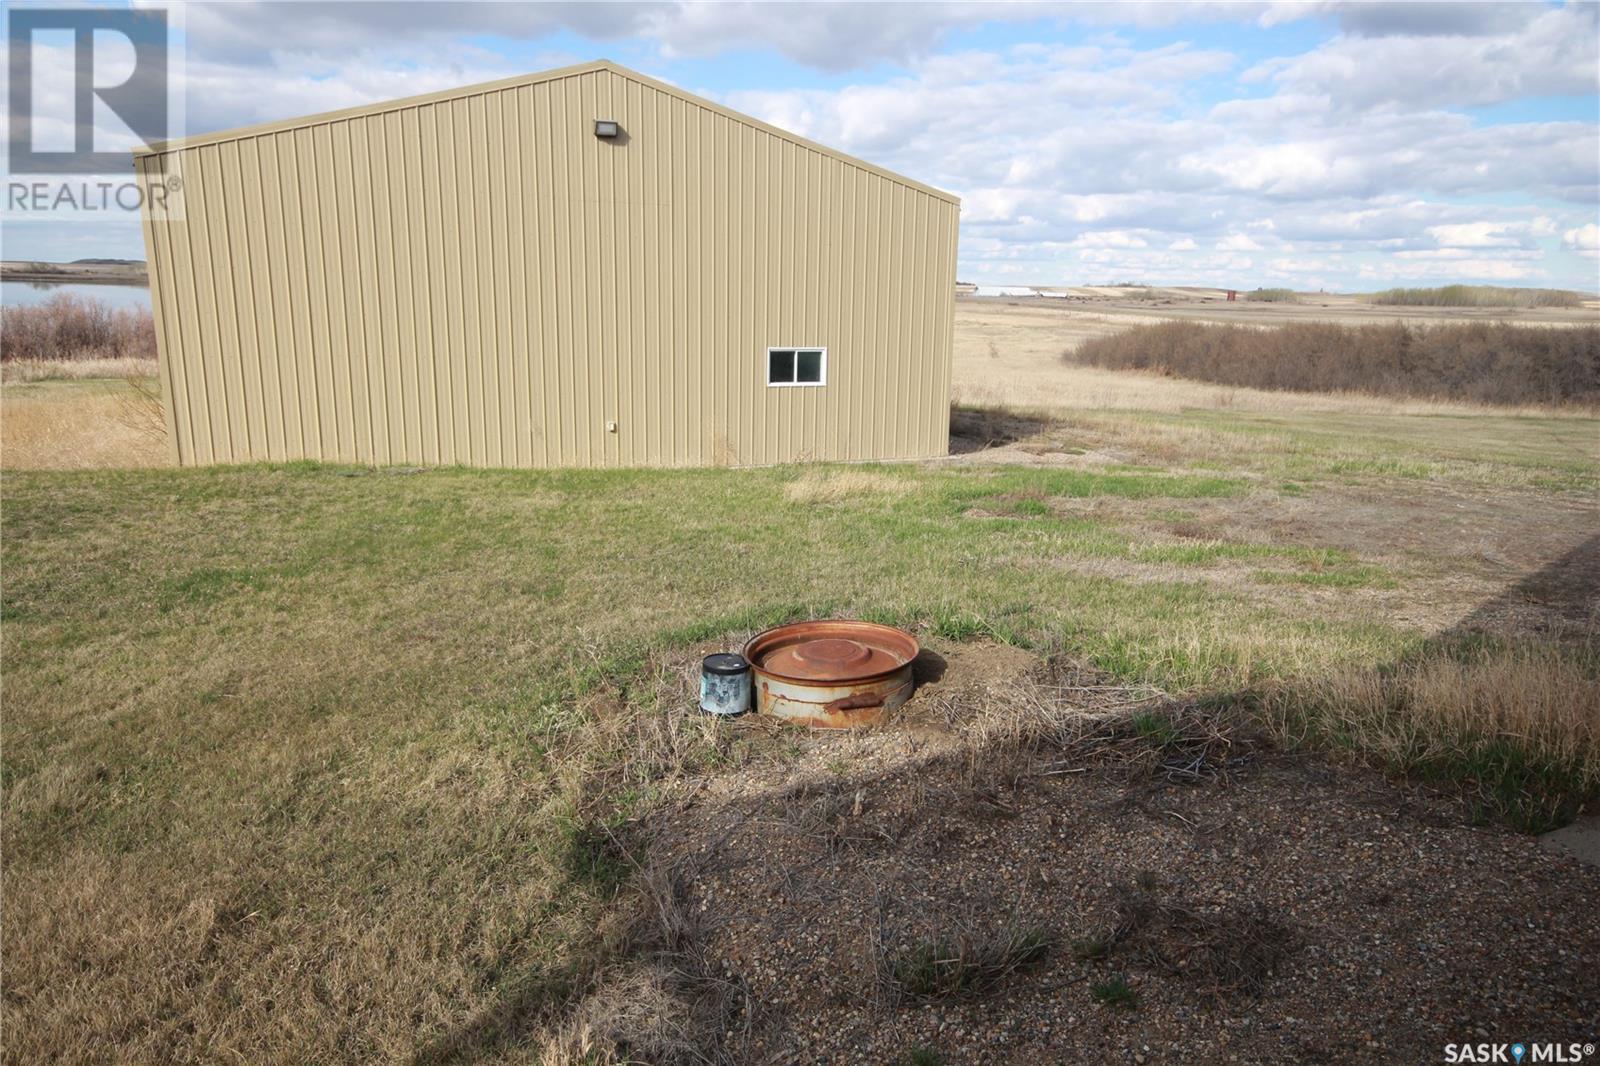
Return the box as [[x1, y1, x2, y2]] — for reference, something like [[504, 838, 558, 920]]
[[598, 71, 619, 468], [627, 77, 647, 466], [735, 119, 753, 468], [260, 138, 306, 458], [551, 78, 576, 466], [282, 131, 325, 457], [398, 108, 436, 465], [372, 113, 404, 462], [142, 64, 956, 470], [383, 111, 419, 463], [302, 128, 341, 460], [136, 155, 184, 464], [419, 102, 451, 460], [216, 141, 268, 458], [669, 96, 687, 466], [180, 149, 220, 461], [645, 84, 665, 466], [532, 83, 558, 467], [576, 74, 599, 468], [326, 122, 362, 462], [505, 90, 530, 468], [191, 147, 240, 460], [439, 102, 470, 463], [236, 139, 288, 459], [687, 101, 706, 463], [711, 113, 729, 464], [348, 119, 387, 463], [482, 93, 509, 466], [312, 124, 356, 462]]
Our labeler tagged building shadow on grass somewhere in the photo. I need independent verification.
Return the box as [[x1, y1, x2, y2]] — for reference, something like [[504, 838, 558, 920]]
[[947, 404, 1056, 455], [1441, 531, 1600, 646]]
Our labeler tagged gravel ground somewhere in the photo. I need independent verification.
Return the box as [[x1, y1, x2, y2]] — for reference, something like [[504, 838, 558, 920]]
[[641, 648, 1600, 1065]]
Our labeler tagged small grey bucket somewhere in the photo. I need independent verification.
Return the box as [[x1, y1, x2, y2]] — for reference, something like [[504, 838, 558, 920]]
[[699, 653, 752, 716]]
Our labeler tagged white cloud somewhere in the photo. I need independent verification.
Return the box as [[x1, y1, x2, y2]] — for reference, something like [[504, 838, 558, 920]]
[[1261, 2, 1543, 38], [1216, 234, 1263, 251], [1564, 221, 1600, 259], [1245, 4, 1599, 111], [1168, 237, 1199, 251], [1424, 222, 1524, 248]]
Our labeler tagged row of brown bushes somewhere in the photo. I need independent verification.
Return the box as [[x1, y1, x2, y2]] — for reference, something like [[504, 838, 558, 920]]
[[1070, 320, 1600, 407], [1366, 285, 1585, 308], [1, 293, 157, 363]]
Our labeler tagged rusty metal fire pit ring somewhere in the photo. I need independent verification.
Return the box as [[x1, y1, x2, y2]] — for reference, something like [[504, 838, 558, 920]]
[[743, 620, 920, 729]]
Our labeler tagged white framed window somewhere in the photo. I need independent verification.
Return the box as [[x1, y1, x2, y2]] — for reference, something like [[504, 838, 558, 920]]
[[766, 347, 827, 387]]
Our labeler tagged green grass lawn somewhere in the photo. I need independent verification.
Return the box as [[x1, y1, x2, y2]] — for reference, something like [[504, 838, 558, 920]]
[[2, 404, 1596, 1060]]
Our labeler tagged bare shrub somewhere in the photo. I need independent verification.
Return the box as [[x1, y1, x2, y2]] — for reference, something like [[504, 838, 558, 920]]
[[1069, 320, 1600, 406], [1, 293, 157, 362], [1243, 288, 1297, 303], [1367, 285, 1586, 308]]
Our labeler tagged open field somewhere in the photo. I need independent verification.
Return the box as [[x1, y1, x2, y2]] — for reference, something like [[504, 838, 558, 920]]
[[953, 294, 1600, 417], [0, 259, 148, 285], [3, 297, 1598, 1061]]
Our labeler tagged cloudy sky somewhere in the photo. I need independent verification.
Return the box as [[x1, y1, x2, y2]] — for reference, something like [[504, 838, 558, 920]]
[[5, 0, 1599, 291]]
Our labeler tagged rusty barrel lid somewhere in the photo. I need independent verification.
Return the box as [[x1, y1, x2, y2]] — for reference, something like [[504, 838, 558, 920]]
[[743, 620, 919, 683]]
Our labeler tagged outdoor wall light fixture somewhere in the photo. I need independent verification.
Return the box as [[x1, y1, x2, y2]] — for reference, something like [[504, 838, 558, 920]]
[[594, 119, 620, 138]]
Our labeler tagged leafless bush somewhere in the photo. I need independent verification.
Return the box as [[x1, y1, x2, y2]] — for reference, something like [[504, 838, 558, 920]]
[[1069, 320, 1600, 406], [1, 293, 157, 362], [1367, 285, 1585, 308]]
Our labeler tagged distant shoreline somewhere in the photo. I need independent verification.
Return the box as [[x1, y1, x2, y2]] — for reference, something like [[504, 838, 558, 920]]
[[1, 260, 148, 286]]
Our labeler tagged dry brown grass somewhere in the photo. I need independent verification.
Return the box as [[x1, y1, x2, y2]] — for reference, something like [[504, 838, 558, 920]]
[[1072, 320, 1600, 407], [1, 380, 168, 469], [1, 357, 158, 382], [1263, 639, 1600, 828], [783, 467, 913, 503]]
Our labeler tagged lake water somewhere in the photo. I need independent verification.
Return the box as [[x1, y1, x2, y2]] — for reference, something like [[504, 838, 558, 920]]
[[2, 280, 152, 311]]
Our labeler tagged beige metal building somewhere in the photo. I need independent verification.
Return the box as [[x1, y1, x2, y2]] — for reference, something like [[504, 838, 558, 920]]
[[135, 59, 960, 468]]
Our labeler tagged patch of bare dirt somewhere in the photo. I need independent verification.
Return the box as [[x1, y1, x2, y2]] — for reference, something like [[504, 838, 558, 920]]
[[606, 644, 1600, 1064]]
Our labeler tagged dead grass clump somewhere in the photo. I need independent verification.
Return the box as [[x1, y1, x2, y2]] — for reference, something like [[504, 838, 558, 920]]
[[1070, 320, 1600, 406], [537, 860, 756, 1065], [538, 967, 701, 1066], [1, 293, 156, 362], [1092, 881, 1299, 998], [952, 667, 1234, 774], [1262, 639, 1600, 831], [876, 924, 1055, 1004], [784, 467, 914, 504]]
